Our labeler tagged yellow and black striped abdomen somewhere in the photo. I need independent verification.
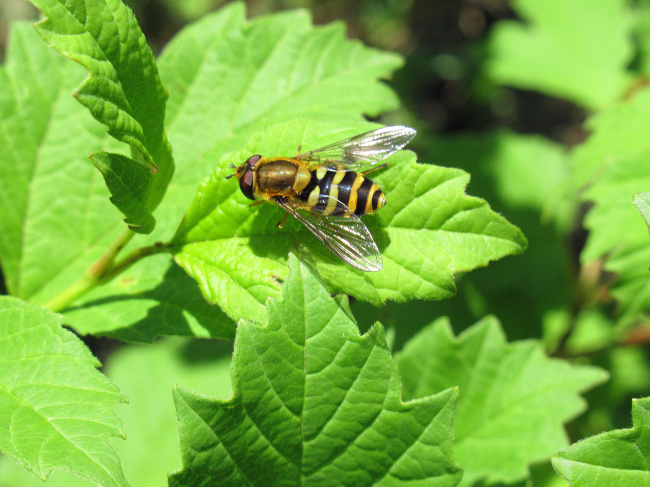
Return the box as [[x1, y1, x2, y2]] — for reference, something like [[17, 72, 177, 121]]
[[296, 168, 385, 216]]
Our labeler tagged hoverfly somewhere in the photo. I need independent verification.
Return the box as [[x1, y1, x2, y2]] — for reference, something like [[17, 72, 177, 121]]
[[226, 126, 416, 271]]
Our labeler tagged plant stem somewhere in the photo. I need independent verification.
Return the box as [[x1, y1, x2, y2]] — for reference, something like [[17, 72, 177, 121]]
[[43, 275, 100, 314], [99, 241, 171, 284], [89, 228, 135, 279], [44, 229, 169, 313]]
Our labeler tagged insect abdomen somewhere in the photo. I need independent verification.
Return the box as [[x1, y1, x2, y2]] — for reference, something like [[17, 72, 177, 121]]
[[297, 169, 385, 216]]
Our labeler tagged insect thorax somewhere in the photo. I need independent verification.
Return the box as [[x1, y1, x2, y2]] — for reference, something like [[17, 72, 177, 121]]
[[255, 159, 310, 197]]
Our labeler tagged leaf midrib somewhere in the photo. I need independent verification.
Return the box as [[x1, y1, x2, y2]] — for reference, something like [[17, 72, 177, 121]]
[[14, 54, 72, 299]]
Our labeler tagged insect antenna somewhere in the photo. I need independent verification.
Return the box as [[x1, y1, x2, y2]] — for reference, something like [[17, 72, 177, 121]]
[[224, 163, 237, 179]]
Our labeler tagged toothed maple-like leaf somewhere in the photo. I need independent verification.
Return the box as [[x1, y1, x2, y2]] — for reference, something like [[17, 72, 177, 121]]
[[169, 254, 462, 486], [553, 397, 650, 487], [0, 296, 127, 487], [396, 316, 608, 487], [172, 119, 527, 325]]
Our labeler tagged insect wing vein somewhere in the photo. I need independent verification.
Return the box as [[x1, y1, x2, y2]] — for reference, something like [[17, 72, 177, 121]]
[[275, 198, 382, 272], [296, 126, 416, 171]]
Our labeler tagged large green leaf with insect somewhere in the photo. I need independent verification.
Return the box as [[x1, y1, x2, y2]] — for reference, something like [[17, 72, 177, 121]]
[[396, 316, 607, 487], [553, 397, 650, 486], [0, 296, 127, 487], [60, 1, 406, 340], [3, 1, 650, 486], [151, 1, 403, 243], [168, 254, 462, 486], [172, 119, 527, 325]]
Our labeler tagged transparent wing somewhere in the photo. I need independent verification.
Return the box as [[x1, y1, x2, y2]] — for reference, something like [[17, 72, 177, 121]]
[[275, 197, 382, 272], [295, 125, 416, 171]]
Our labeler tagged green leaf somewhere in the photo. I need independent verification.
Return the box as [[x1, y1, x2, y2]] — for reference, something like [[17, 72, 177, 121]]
[[0, 22, 124, 303], [90, 152, 155, 234], [553, 397, 650, 486], [572, 88, 650, 190], [0, 338, 233, 487], [168, 254, 462, 486], [421, 131, 573, 337], [0, 296, 127, 487], [395, 316, 608, 487], [154, 2, 402, 242], [581, 150, 650, 326], [347, 131, 574, 352], [486, 0, 633, 110], [63, 2, 406, 337], [569, 88, 650, 326], [0, 22, 230, 340], [30, 0, 174, 223], [633, 192, 650, 235], [172, 119, 527, 325]]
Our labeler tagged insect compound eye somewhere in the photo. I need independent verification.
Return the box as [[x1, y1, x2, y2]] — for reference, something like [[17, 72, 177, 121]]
[[246, 154, 262, 167], [239, 169, 256, 200]]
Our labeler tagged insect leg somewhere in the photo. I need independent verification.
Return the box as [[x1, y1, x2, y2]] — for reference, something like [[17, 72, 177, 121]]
[[276, 212, 289, 229], [249, 200, 265, 208], [361, 163, 389, 175]]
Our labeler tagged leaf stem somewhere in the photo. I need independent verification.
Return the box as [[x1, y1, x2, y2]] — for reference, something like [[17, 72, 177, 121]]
[[43, 276, 100, 315], [44, 229, 169, 313], [89, 228, 135, 279], [99, 241, 171, 284]]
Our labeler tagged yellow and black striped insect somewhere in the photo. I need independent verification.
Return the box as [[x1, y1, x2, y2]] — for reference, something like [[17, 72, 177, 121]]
[[226, 126, 416, 271]]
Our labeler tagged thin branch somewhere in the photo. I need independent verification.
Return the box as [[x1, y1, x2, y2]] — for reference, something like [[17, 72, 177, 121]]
[[43, 229, 170, 312], [99, 241, 171, 283]]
